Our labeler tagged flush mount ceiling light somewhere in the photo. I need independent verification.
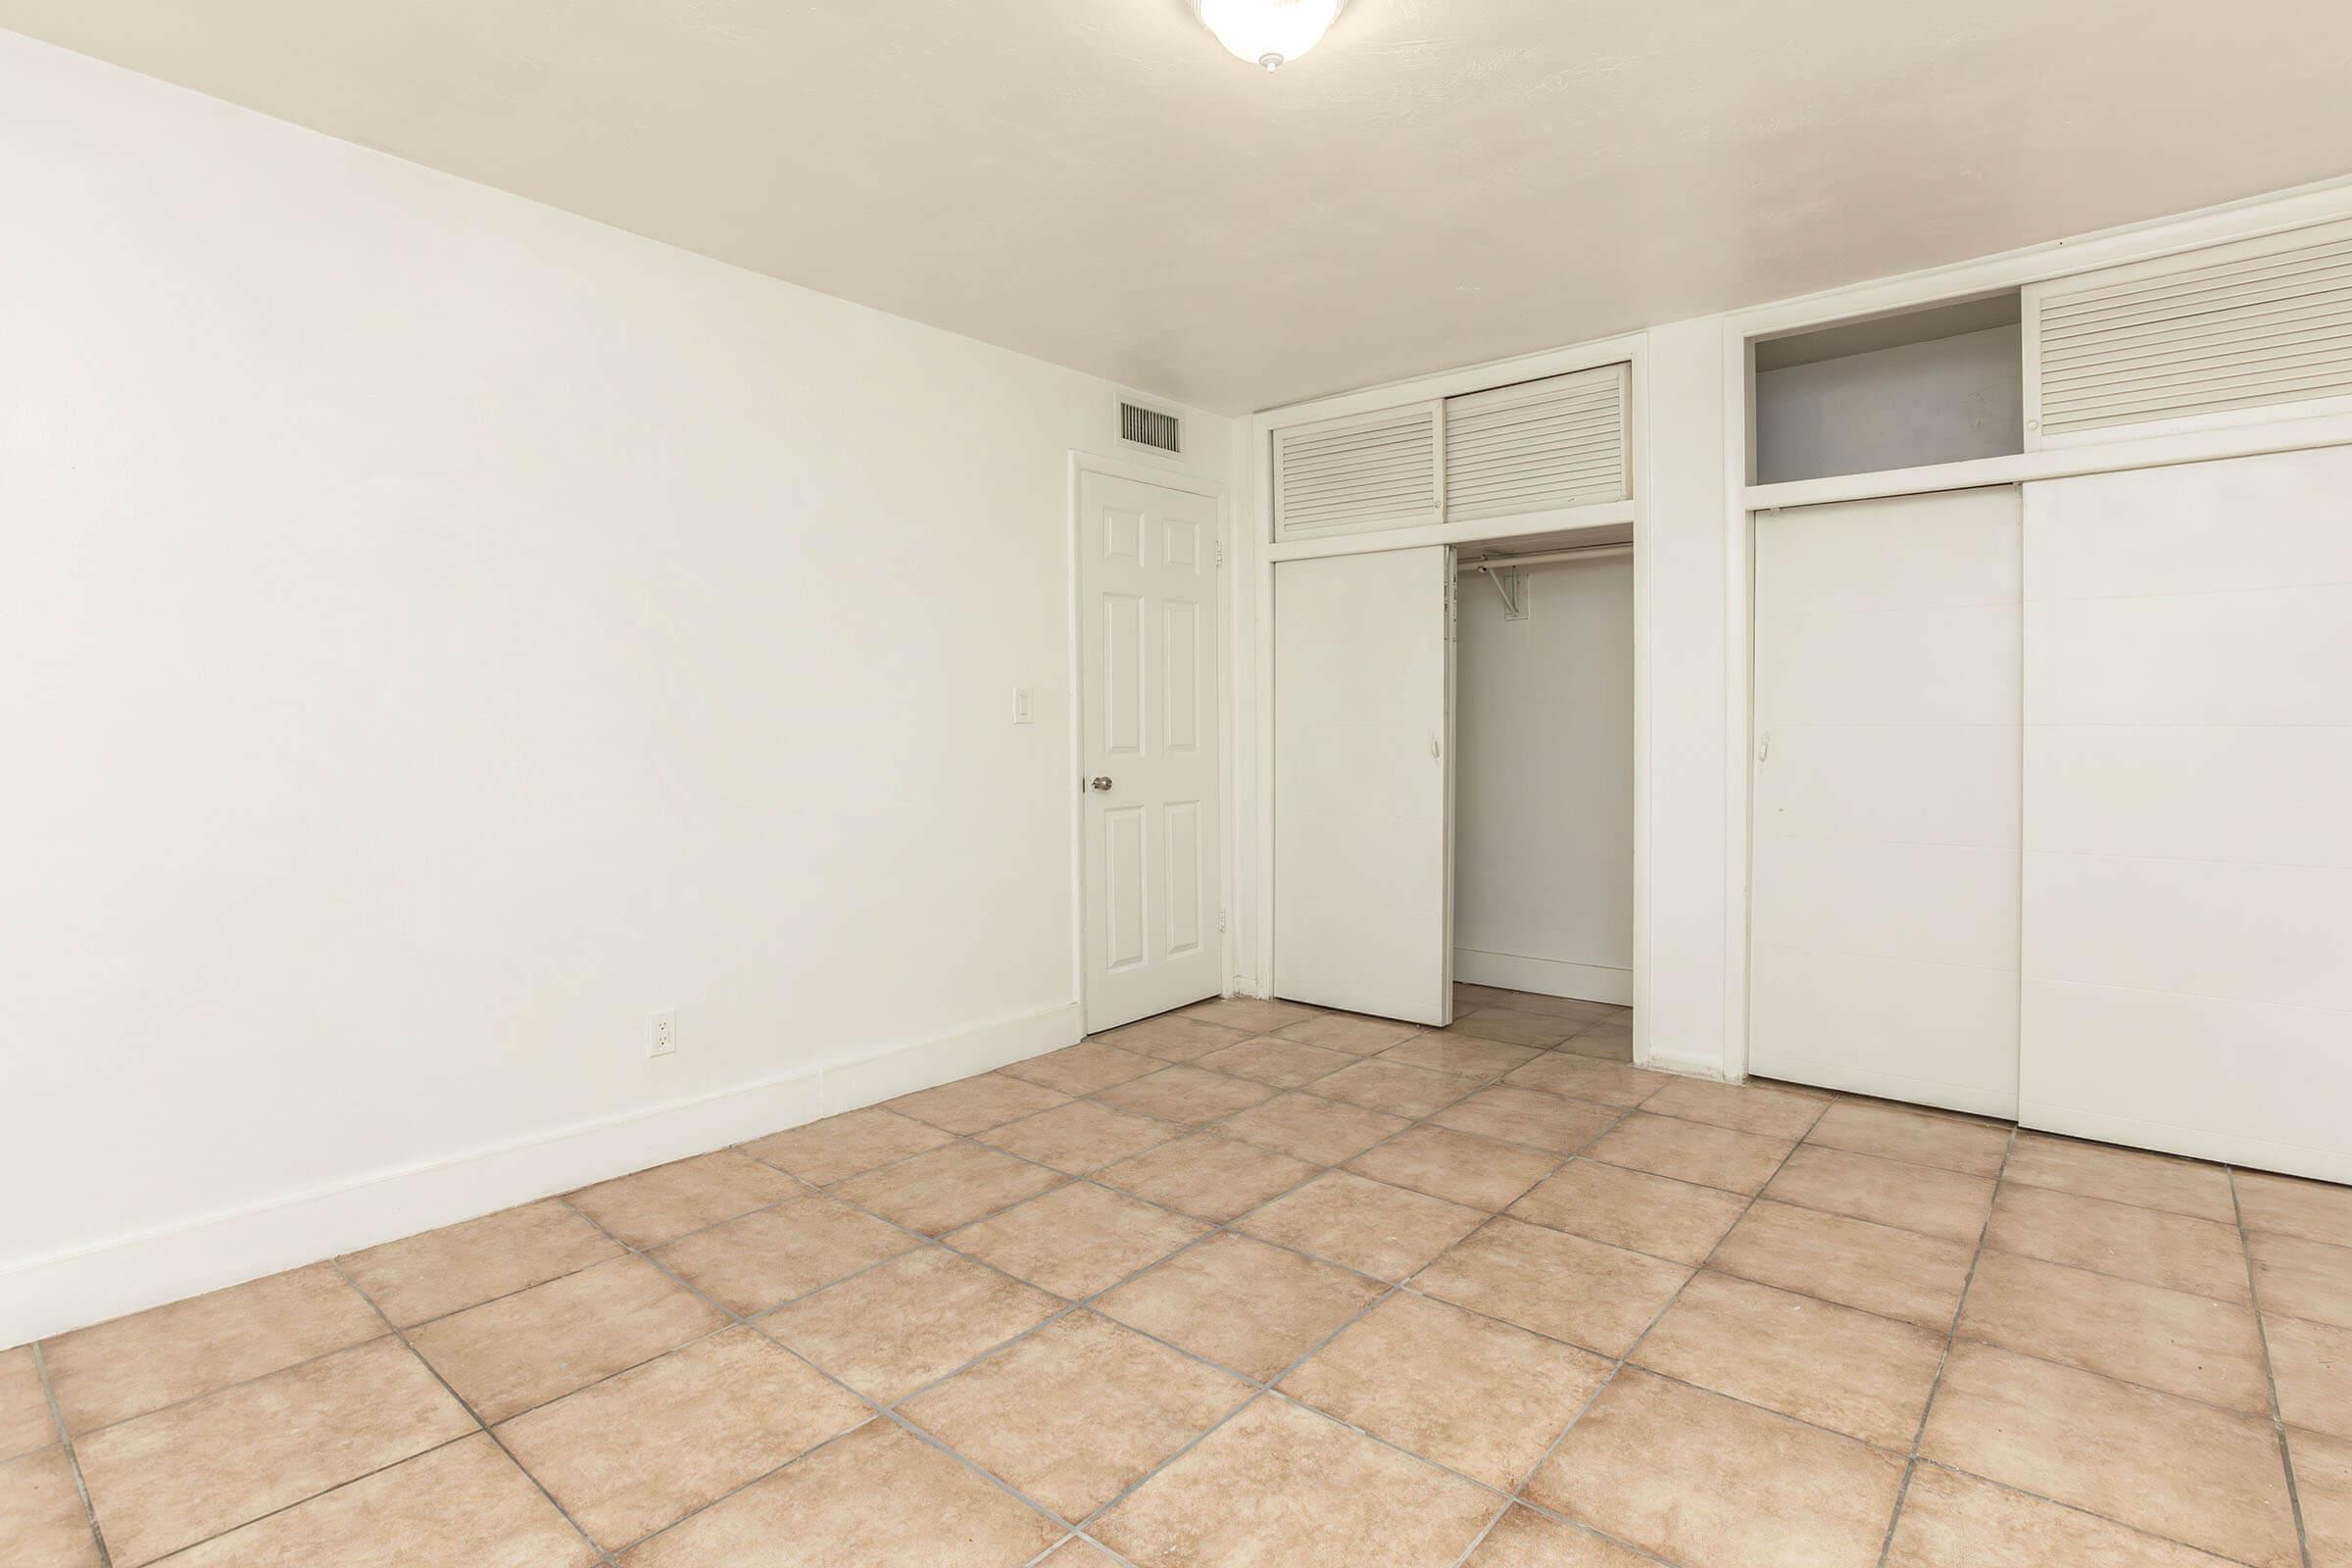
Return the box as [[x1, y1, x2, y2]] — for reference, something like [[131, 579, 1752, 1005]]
[[1195, 0, 1345, 71]]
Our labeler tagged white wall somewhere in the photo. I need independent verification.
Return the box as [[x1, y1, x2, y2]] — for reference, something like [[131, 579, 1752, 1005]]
[[1454, 558, 1635, 1004], [0, 33, 1230, 1344], [1754, 325, 2024, 484]]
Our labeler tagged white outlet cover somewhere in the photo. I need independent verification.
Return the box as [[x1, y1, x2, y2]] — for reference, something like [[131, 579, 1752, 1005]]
[[649, 1008, 677, 1056]]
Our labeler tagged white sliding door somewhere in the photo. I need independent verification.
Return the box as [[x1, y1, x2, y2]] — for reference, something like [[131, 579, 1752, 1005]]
[[2023, 446, 2352, 1183], [1751, 488, 2023, 1115], [1272, 547, 1453, 1025]]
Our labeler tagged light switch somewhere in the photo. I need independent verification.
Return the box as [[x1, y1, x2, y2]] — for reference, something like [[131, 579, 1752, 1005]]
[[1013, 687, 1036, 724]]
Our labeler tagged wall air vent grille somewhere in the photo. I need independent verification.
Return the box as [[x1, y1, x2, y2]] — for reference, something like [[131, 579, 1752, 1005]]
[[2026, 218, 2352, 446], [1119, 401, 1184, 454]]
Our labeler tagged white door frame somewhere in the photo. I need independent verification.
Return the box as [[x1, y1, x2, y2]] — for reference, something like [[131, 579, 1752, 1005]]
[[1065, 452, 1232, 1029]]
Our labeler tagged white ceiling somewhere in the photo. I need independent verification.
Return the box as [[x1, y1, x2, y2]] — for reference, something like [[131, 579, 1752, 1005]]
[[8, 0, 2352, 413]]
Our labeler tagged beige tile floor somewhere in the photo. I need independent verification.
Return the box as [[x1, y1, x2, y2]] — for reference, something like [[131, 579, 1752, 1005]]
[[6, 985, 2349, 1566]]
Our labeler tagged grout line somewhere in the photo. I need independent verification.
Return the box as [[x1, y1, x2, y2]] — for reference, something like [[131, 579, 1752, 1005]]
[[1869, 1121, 2017, 1568], [31, 1342, 113, 1568], [2231, 1167, 2318, 1568], [326, 1257, 620, 1567]]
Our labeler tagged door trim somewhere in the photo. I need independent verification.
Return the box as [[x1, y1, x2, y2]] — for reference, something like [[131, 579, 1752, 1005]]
[[1065, 452, 1231, 1031]]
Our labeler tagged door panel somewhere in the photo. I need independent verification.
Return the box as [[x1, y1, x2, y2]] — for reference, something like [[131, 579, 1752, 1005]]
[[1750, 487, 2022, 1115], [1081, 471, 1222, 1032], [2021, 446, 2352, 1182], [1272, 547, 1452, 1025]]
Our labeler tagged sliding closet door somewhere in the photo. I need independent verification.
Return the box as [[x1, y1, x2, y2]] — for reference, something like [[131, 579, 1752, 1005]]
[[1750, 488, 2022, 1115], [1272, 547, 1453, 1026], [2023, 446, 2352, 1183]]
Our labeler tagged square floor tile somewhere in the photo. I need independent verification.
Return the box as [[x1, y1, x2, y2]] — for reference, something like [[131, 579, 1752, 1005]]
[[1093, 1014, 1251, 1063], [653, 1196, 918, 1315], [2268, 1314, 2352, 1441], [1984, 1184, 2250, 1304], [1467, 1505, 1656, 1568], [831, 1141, 1065, 1236], [886, 1072, 1072, 1136], [1216, 1091, 1409, 1165], [41, 1262, 385, 1435], [899, 1311, 1248, 1521], [760, 1247, 1061, 1402], [75, 1338, 472, 1566], [160, 1433, 596, 1568], [1445, 1010, 1572, 1047], [1641, 1077, 1828, 1141], [1280, 1292, 1611, 1488], [1711, 1200, 1974, 1329], [1276, 1013, 1420, 1054], [341, 1200, 623, 1328], [1555, 1028, 1636, 1062], [1587, 1112, 1794, 1195], [1803, 1100, 2009, 1178], [1761, 1145, 1994, 1245], [1502, 1053, 1670, 1108], [496, 1326, 869, 1550], [1633, 1270, 1945, 1446], [619, 1420, 1060, 1567], [1412, 1216, 1691, 1356], [1094, 1233, 1384, 1382], [1432, 1086, 1621, 1155], [1093, 1132, 1319, 1222], [1919, 1341, 2299, 1567], [1092, 1065, 1275, 1125], [1091, 1396, 1494, 1565], [1346, 1124, 1560, 1211], [1184, 998, 1323, 1033], [1508, 1159, 1748, 1265], [1957, 1250, 2269, 1414], [407, 1254, 724, 1423], [1311, 1058, 1482, 1119], [948, 1182, 1209, 1299], [1195, 1035, 1356, 1089], [565, 1150, 803, 1249], [1378, 1034, 1544, 1079], [2003, 1133, 2236, 1224], [1885, 1461, 2241, 1568], [740, 1107, 956, 1186], [1526, 1369, 1905, 1568], [2238, 1170, 2352, 1249], [0, 1448, 101, 1568], [0, 1348, 57, 1462], [2249, 1230, 2352, 1329], [2290, 1428, 2352, 1568], [1240, 1171, 1485, 1283], [998, 1044, 1162, 1097], [976, 1100, 1180, 1174]]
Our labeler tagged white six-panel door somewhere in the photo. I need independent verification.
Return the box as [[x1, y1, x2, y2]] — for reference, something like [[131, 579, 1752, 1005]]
[[1750, 488, 2023, 1115], [1272, 546, 1453, 1026], [1079, 470, 1223, 1033]]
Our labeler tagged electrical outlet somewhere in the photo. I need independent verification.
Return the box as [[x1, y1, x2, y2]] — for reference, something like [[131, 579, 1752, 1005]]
[[649, 1008, 677, 1057]]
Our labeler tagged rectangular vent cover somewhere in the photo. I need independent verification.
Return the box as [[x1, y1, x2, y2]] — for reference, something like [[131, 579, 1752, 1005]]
[[1119, 401, 1183, 454], [1443, 364, 1631, 523], [1273, 404, 1443, 540], [2026, 217, 2352, 446]]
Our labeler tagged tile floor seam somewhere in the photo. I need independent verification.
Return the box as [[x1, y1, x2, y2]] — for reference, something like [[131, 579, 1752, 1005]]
[[1868, 1120, 2018, 1568], [1968, 1230, 2264, 1308], [324, 1255, 621, 1568], [2231, 1165, 2318, 1568], [31, 1340, 113, 1568]]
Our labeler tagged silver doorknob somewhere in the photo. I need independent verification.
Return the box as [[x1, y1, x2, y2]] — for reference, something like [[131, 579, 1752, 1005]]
[[1090, 776, 1113, 791]]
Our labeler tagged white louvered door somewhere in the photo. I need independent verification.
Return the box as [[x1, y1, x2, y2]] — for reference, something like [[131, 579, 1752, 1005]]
[[1444, 364, 1631, 523], [1272, 404, 1442, 541], [2026, 217, 2352, 447]]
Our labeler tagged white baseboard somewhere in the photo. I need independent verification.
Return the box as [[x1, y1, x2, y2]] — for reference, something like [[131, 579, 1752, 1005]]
[[1453, 948, 1634, 1006], [1637, 1047, 1728, 1082], [0, 1003, 1081, 1347]]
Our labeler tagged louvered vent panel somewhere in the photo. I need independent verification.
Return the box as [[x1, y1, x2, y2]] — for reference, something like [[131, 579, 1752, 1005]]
[[2029, 219, 2352, 443], [1443, 364, 1630, 522], [1120, 401, 1182, 454], [1273, 404, 1442, 539]]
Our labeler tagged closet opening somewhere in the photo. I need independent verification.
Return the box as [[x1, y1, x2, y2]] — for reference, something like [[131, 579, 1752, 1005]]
[[1451, 528, 1636, 1019]]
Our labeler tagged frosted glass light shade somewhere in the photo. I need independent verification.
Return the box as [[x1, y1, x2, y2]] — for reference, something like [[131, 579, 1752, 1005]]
[[1196, 0, 1345, 71]]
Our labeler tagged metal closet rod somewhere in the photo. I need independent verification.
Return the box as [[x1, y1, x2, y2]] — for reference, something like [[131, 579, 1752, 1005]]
[[1455, 542, 1632, 572]]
